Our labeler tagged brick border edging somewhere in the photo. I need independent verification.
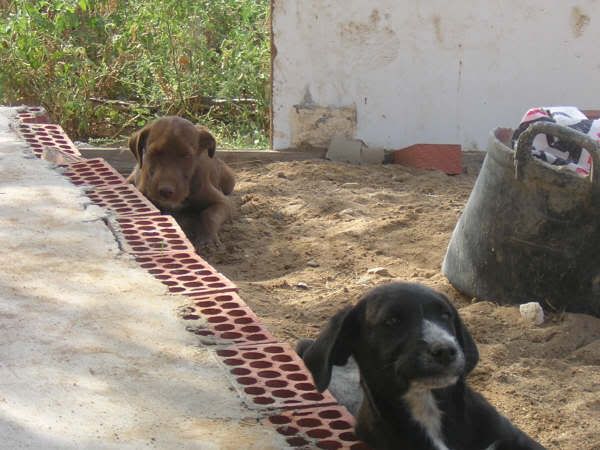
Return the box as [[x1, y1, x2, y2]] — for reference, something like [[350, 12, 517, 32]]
[[14, 106, 370, 450]]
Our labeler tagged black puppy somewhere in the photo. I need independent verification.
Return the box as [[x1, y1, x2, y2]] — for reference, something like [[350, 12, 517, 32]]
[[297, 282, 545, 450]]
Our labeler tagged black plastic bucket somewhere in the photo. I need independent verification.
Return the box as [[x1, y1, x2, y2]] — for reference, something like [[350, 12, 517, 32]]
[[443, 122, 600, 316]]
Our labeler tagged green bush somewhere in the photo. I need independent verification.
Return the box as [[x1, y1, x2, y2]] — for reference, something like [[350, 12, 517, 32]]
[[0, 0, 270, 148]]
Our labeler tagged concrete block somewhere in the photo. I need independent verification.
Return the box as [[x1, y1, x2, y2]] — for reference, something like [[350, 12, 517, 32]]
[[326, 136, 363, 164], [327, 138, 385, 165], [361, 147, 385, 165]]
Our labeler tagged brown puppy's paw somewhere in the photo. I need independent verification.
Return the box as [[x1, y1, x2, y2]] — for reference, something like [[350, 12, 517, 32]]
[[194, 232, 222, 252]]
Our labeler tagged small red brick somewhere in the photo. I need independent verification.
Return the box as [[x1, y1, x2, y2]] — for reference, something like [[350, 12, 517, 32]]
[[391, 144, 462, 175]]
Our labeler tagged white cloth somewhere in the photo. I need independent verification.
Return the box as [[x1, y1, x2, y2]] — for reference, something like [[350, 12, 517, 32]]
[[513, 106, 596, 176]]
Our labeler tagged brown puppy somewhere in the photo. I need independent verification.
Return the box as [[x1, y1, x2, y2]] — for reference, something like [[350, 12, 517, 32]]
[[127, 116, 235, 247]]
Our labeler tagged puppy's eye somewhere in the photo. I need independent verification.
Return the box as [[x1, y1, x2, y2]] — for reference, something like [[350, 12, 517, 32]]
[[385, 317, 402, 327], [440, 312, 452, 321]]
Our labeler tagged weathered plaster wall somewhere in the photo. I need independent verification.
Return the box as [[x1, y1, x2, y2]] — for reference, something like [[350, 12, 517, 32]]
[[272, 1, 599, 150]]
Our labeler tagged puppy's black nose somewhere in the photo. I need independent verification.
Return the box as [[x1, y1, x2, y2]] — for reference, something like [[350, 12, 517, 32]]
[[429, 343, 458, 365], [159, 186, 174, 199]]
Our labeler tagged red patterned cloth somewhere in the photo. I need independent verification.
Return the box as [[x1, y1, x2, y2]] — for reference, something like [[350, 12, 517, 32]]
[[512, 106, 598, 176]]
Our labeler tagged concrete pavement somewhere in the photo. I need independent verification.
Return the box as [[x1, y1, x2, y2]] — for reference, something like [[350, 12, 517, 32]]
[[0, 108, 286, 449]]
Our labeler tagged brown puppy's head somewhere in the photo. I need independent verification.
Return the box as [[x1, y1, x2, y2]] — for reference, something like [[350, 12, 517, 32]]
[[128, 116, 216, 210]]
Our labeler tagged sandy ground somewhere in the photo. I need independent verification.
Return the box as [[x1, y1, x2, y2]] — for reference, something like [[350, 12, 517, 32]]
[[203, 158, 600, 450]]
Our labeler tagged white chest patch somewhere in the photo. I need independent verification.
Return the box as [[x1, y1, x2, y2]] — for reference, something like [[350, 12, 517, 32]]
[[403, 388, 450, 450]]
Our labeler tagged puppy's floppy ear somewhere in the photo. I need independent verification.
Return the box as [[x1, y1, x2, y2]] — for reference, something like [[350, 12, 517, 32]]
[[128, 124, 152, 166], [301, 306, 358, 392], [196, 125, 216, 158], [295, 338, 314, 358], [441, 294, 479, 374]]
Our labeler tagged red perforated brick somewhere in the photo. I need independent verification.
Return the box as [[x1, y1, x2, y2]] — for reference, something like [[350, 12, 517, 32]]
[[392, 144, 462, 175], [215, 343, 338, 410], [266, 406, 370, 449], [86, 185, 160, 217], [110, 216, 196, 255], [62, 158, 127, 187], [181, 292, 275, 344], [17, 106, 50, 124], [39, 146, 84, 165], [18, 123, 81, 158], [135, 252, 237, 294]]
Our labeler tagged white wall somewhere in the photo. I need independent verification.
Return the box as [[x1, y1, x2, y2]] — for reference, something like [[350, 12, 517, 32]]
[[272, 1, 600, 150]]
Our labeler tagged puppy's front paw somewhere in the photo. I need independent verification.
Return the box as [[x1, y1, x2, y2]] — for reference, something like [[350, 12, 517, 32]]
[[194, 233, 222, 251]]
